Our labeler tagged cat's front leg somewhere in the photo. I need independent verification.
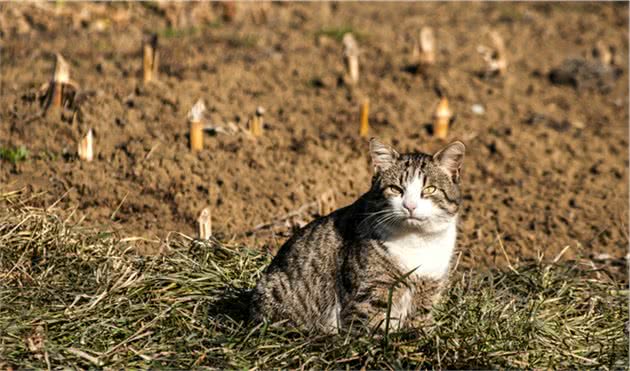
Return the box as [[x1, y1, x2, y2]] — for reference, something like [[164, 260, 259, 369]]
[[341, 283, 410, 332], [406, 278, 444, 330], [406, 311, 434, 331]]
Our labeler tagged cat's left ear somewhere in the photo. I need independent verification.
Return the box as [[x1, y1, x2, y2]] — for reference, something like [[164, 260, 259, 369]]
[[433, 141, 465, 183]]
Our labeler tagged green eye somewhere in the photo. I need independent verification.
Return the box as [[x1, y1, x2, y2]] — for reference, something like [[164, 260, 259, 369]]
[[385, 185, 403, 196], [423, 186, 437, 195]]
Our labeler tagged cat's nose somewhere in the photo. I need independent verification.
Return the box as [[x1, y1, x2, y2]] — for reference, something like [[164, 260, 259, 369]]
[[403, 200, 417, 213]]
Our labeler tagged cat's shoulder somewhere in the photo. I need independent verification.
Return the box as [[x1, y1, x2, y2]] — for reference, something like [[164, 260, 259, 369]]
[[276, 206, 350, 249]]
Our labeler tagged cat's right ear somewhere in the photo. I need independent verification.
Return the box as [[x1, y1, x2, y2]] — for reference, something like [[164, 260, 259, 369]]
[[433, 140, 465, 183], [369, 138, 399, 173]]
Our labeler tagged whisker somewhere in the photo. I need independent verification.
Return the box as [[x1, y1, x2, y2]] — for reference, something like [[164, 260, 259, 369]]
[[359, 210, 390, 217], [358, 209, 396, 230], [370, 213, 402, 233]]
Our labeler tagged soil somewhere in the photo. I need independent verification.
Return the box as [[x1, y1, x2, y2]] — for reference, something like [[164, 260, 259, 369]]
[[1, 2, 628, 274]]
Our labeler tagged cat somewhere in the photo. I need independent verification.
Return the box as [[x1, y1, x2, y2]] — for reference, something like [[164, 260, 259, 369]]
[[250, 138, 465, 333]]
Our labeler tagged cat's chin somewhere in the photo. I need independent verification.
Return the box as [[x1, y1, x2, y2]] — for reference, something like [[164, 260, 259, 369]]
[[400, 216, 453, 234], [401, 217, 432, 231], [405, 217, 429, 226]]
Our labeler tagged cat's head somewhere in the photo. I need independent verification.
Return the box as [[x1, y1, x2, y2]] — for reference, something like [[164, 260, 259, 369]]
[[364, 138, 465, 235]]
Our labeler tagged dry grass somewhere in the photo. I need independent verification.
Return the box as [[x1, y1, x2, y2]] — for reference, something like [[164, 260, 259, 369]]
[[0, 190, 627, 369]]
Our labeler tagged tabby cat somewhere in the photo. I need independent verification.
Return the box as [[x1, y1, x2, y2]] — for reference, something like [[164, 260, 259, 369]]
[[250, 138, 465, 332]]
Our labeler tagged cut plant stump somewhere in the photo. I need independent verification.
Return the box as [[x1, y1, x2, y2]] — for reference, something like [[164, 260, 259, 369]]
[[198, 207, 212, 240], [78, 129, 94, 162], [188, 99, 206, 152], [359, 99, 370, 138], [143, 33, 159, 83], [433, 97, 452, 140], [343, 33, 359, 84]]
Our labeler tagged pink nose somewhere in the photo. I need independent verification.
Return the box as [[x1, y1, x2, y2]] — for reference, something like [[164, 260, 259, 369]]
[[403, 200, 417, 213]]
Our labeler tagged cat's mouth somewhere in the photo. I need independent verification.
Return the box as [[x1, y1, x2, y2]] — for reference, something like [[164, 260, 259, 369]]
[[406, 216, 429, 224]]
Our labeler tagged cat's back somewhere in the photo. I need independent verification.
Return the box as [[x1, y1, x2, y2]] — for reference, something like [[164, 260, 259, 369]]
[[265, 206, 351, 273]]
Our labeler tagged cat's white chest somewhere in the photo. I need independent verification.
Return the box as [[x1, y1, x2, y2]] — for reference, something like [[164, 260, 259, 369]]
[[383, 222, 457, 280]]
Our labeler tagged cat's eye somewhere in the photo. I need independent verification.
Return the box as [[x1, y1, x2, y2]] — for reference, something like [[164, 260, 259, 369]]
[[422, 186, 437, 196], [384, 185, 403, 196]]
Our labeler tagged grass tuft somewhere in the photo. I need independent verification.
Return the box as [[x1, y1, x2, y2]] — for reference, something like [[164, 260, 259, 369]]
[[226, 34, 259, 48], [316, 26, 363, 42], [0, 146, 29, 164], [0, 191, 627, 369], [158, 26, 198, 39]]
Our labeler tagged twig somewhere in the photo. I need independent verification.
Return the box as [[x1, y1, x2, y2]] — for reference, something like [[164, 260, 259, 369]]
[[552, 245, 571, 263], [46, 187, 74, 212], [67, 347, 103, 366], [496, 231, 518, 275], [436, 335, 441, 370], [243, 201, 318, 235], [451, 250, 463, 273], [144, 143, 159, 161], [110, 191, 129, 220]]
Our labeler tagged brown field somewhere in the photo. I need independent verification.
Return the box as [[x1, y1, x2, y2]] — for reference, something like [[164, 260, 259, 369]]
[[1, 2, 628, 275]]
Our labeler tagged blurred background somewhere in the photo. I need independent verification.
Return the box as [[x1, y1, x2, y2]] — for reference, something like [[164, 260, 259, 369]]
[[0, 2, 627, 276]]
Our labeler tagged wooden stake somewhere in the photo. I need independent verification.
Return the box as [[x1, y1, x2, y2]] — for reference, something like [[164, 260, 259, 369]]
[[343, 33, 359, 84], [143, 34, 159, 83], [78, 128, 93, 162], [188, 99, 206, 152], [52, 54, 70, 108], [198, 207, 212, 240], [359, 99, 369, 138], [433, 97, 452, 140]]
